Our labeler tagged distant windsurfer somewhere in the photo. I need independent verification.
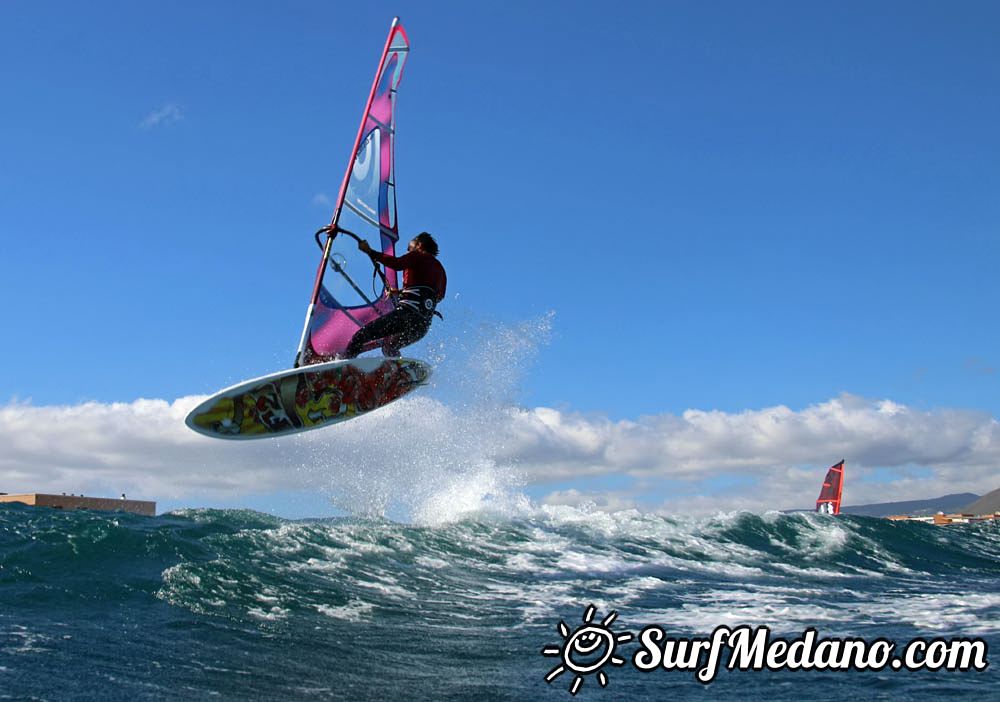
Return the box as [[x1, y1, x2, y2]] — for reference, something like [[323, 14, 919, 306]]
[[345, 231, 447, 358]]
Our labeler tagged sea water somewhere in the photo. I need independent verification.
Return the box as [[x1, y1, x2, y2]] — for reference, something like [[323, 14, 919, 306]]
[[1, 505, 997, 700]]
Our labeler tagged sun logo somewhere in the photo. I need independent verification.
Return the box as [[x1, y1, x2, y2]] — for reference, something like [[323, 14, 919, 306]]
[[541, 604, 633, 695]]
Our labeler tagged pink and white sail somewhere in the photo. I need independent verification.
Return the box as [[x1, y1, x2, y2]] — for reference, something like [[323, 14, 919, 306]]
[[296, 19, 410, 366]]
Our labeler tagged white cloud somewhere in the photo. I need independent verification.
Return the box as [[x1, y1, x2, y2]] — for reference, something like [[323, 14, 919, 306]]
[[140, 103, 183, 129], [1, 393, 997, 517], [503, 395, 1000, 514], [312, 193, 332, 208], [0, 395, 521, 521], [502, 395, 1000, 482]]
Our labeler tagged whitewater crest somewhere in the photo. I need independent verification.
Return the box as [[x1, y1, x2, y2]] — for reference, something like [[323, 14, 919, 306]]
[[145, 506, 1000, 639]]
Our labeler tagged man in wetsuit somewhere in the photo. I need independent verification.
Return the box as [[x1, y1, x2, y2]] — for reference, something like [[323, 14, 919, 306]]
[[345, 231, 447, 358]]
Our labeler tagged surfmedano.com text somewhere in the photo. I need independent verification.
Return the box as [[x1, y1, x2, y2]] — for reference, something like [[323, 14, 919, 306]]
[[633, 625, 989, 683]]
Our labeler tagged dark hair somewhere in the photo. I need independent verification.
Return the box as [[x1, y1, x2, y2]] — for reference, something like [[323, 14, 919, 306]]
[[413, 232, 439, 256]]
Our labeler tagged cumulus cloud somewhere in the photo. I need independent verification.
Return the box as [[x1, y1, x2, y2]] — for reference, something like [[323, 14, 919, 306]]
[[503, 394, 1000, 480], [1, 393, 997, 516], [0, 398, 289, 500], [140, 103, 183, 129], [0, 395, 521, 520], [508, 395, 1000, 513]]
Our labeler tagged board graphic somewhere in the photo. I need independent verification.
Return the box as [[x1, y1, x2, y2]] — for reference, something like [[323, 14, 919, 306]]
[[186, 358, 430, 440]]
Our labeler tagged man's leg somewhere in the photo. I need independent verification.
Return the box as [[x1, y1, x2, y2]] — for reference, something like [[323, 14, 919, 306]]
[[380, 312, 431, 357], [344, 308, 413, 358]]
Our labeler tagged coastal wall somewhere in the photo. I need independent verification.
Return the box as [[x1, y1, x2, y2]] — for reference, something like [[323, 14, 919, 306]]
[[0, 493, 156, 516]]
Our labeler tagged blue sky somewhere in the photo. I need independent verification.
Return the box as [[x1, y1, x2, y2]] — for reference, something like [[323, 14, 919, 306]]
[[1, 2, 998, 518]]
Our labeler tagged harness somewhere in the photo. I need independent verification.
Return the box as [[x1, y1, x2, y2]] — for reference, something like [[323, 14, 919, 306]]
[[398, 285, 443, 319]]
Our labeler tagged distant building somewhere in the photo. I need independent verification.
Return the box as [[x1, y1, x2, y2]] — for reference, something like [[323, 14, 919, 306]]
[[886, 511, 999, 526], [0, 493, 155, 516]]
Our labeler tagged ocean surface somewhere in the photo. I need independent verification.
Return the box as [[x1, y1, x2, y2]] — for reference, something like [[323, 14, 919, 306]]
[[1, 502, 997, 700]]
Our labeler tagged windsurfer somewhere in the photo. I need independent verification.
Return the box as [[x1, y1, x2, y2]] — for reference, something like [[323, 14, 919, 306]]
[[345, 231, 447, 358]]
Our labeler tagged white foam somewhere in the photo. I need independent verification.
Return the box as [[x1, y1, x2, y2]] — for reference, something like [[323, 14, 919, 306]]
[[349, 576, 412, 600], [555, 549, 631, 574], [627, 588, 843, 634], [414, 555, 449, 569], [315, 600, 374, 622], [1, 626, 52, 655], [855, 591, 1000, 634], [246, 606, 289, 621]]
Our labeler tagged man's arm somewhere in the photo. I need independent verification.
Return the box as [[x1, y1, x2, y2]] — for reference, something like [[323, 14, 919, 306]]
[[358, 239, 411, 269]]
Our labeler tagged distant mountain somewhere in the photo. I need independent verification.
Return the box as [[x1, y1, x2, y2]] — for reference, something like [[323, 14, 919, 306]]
[[960, 487, 1000, 515], [840, 493, 980, 518]]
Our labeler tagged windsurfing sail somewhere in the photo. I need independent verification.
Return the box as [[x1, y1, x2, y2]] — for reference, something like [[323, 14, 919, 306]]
[[815, 460, 845, 515], [295, 18, 410, 367]]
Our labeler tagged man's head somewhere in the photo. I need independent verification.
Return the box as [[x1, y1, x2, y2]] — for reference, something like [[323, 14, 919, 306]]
[[408, 232, 439, 256]]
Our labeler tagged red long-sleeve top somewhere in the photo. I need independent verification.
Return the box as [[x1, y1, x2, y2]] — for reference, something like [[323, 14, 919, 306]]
[[371, 251, 447, 302]]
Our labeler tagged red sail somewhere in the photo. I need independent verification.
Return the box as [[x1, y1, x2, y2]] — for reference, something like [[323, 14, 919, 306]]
[[815, 460, 845, 515]]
